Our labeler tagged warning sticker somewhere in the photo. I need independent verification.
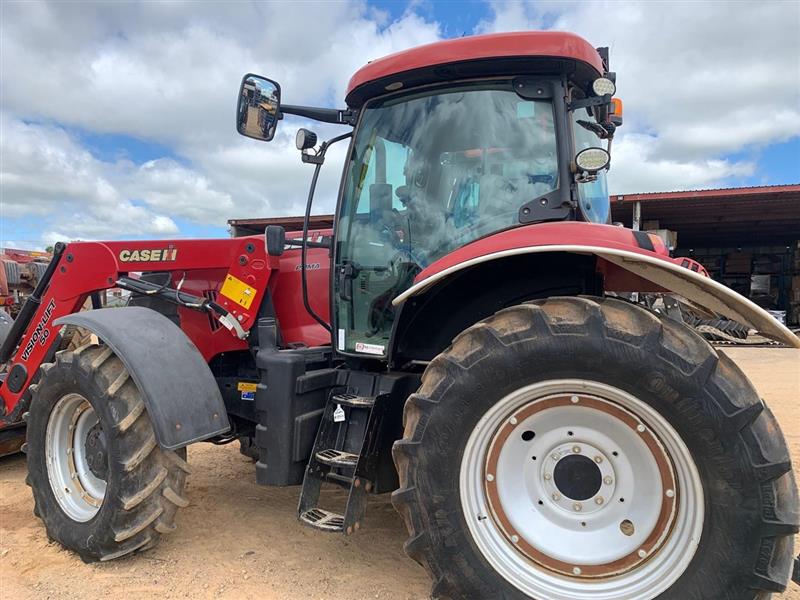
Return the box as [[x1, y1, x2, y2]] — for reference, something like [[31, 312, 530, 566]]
[[220, 274, 257, 310], [354, 341, 385, 356], [238, 381, 257, 400]]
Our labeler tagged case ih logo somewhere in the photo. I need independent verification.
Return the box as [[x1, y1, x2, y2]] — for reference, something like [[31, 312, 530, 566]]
[[21, 298, 56, 361], [118, 247, 178, 262]]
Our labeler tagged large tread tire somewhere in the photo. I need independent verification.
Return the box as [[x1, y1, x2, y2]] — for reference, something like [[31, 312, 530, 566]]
[[392, 296, 798, 599], [26, 342, 190, 562]]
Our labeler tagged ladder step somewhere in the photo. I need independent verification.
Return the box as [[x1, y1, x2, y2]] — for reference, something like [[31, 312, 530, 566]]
[[332, 393, 375, 408], [299, 508, 344, 532], [316, 448, 359, 468]]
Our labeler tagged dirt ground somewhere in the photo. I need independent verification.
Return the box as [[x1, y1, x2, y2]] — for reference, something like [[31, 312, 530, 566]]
[[1, 347, 797, 599]]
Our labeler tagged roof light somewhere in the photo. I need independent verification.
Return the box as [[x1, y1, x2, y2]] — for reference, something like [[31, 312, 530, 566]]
[[575, 147, 610, 173], [296, 128, 317, 151], [385, 81, 403, 91], [592, 77, 616, 97]]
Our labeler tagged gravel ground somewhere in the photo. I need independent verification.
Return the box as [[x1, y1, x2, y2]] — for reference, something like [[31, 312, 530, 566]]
[[0, 346, 797, 599]]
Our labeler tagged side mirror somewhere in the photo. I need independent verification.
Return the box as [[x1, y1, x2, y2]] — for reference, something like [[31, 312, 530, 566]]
[[265, 225, 285, 257], [237, 74, 281, 142]]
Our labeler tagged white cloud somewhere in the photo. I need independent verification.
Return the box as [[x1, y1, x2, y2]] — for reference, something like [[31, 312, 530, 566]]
[[0, 115, 180, 243], [610, 134, 755, 194], [1, 0, 797, 250], [478, 0, 800, 192], [0, 1, 441, 246]]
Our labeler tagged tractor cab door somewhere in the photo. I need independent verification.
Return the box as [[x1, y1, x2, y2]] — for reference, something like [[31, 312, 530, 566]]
[[334, 82, 559, 357]]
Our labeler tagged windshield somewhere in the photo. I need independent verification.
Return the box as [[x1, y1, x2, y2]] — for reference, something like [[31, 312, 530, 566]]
[[572, 106, 610, 224], [335, 83, 558, 356]]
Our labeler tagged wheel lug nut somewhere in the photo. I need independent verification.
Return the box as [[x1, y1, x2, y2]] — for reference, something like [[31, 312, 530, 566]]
[[509, 417, 518, 425], [595, 497, 604, 505], [638, 549, 647, 558], [511, 535, 519, 543], [573, 503, 582, 511], [665, 489, 675, 498], [544, 473, 552, 481], [486, 473, 495, 482], [603, 476, 613, 485], [572, 446, 581, 453], [572, 566, 581, 575], [551, 453, 559, 460], [593, 455, 602, 463], [636, 424, 646, 433], [570, 395, 579, 404], [552, 492, 561, 501]]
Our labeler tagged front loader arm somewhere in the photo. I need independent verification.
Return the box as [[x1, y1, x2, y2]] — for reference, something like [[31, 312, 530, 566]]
[[0, 236, 277, 424]]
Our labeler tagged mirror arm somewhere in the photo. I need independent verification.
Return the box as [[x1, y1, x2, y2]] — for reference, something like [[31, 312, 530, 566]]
[[285, 239, 330, 249], [567, 94, 613, 112], [280, 104, 358, 126], [299, 131, 354, 335]]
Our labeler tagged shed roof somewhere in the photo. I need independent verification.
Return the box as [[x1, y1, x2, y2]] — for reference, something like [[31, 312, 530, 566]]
[[610, 184, 800, 247]]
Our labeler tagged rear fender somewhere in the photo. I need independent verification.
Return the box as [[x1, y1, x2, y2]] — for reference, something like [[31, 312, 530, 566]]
[[393, 245, 800, 348], [55, 307, 230, 449]]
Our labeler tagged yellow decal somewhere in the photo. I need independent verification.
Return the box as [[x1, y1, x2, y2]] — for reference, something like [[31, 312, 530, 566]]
[[220, 274, 257, 310], [237, 382, 258, 393]]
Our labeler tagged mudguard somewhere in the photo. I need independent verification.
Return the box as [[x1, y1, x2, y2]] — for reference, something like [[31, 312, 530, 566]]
[[393, 243, 800, 349], [54, 307, 230, 449]]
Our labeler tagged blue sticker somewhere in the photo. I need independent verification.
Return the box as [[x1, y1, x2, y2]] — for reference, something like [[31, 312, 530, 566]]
[[241, 391, 255, 400], [517, 102, 536, 118]]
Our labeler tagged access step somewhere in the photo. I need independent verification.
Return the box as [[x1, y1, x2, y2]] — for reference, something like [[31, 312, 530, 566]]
[[298, 391, 389, 536], [316, 448, 359, 468], [331, 393, 375, 408], [299, 508, 344, 532]]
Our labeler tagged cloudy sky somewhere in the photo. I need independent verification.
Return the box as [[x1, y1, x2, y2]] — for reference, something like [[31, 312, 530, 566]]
[[1, 0, 798, 249]]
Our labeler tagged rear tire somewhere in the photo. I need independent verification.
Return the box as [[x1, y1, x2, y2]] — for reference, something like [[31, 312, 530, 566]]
[[26, 342, 191, 562], [392, 296, 798, 599]]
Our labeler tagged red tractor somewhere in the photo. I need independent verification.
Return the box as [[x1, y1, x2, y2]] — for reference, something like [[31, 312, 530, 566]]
[[1, 32, 797, 599]]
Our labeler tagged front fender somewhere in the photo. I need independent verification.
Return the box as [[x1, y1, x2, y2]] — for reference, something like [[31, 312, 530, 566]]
[[55, 307, 230, 449], [393, 244, 799, 348]]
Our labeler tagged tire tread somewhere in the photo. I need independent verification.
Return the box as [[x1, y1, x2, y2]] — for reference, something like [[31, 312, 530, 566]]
[[392, 296, 797, 599]]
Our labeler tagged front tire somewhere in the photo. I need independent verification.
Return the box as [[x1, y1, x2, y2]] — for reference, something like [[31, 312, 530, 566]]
[[392, 296, 798, 599], [26, 342, 191, 562]]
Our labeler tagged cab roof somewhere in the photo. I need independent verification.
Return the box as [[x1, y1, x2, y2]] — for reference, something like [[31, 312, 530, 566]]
[[345, 31, 606, 108]]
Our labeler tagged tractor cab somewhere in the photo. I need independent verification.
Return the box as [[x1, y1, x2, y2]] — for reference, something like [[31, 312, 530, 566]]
[[237, 32, 621, 357], [335, 78, 614, 354]]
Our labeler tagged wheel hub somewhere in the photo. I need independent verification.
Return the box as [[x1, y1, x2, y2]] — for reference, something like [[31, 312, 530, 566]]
[[461, 379, 704, 599], [483, 393, 677, 578], [553, 454, 602, 501], [45, 393, 107, 521], [84, 423, 108, 480], [542, 441, 616, 515]]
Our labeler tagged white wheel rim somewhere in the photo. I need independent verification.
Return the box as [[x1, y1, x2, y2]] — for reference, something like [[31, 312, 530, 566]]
[[460, 379, 704, 600], [45, 393, 107, 521]]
